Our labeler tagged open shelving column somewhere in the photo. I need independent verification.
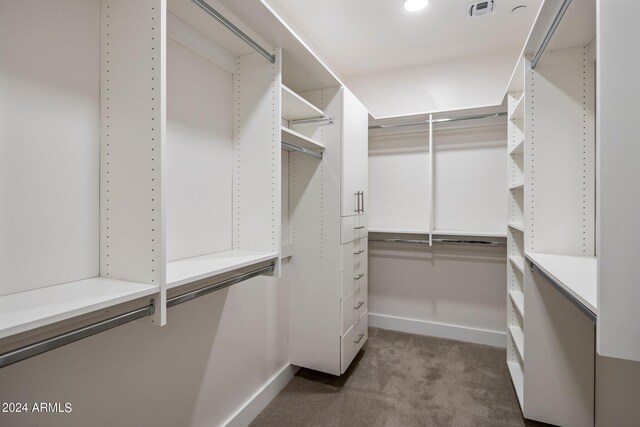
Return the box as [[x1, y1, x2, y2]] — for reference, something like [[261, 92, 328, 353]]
[[164, 1, 281, 291], [0, 0, 165, 343], [506, 58, 526, 407]]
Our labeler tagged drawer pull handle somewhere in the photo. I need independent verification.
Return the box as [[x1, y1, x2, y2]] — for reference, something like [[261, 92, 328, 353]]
[[354, 273, 365, 280], [354, 333, 365, 344], [353, 249, 365, 255], [354, 226, 365, 230], [353, 301, 365, 310]]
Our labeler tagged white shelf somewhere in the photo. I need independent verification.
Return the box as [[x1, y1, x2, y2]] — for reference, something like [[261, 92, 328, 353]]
[[432, 230, 508, 238], [509, 93, 525, 121], [369, 228, 429, 234], [281, 127, 325, 153], [509, 182, 524, 191], [509, 137, 524, 155], [509, 290, 525, 317], [509, 255, 525, 274], [509, 325, 525, 361], [507, 361, 524, 408], [166, 250, 278, 289], [0, 278, 159, 339], [508, 222, 524, 232], [281, 85, 325, 121], [525, 252, 598, 315]]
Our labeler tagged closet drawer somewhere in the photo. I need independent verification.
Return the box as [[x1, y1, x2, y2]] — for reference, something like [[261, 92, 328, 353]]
[[341, 310, 368, 374], [340, 258, 368, 299], [341, 237, 368, 271], [341, 215, 368, 244], [341, 282, 368, 335]]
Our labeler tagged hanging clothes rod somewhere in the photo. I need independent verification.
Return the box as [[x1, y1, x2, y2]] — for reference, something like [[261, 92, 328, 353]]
[[531, 0, 573, 69], [191, 0, 276, 64], [291, 117, 334, 127], [368, 112, 507, 130], [0, 300, 156, 369], [167, 262, 275, 308], [369, 237, 506, 247], [281, 141, 323, 159]]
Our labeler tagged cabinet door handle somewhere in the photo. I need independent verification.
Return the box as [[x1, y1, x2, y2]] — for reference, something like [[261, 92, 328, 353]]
[[353, 249, 365, 255], [353, 301, 365, 310], [354, 273, 365, 280], [354, 226, 365, 230], [354, 333, 365, 344], [354, 191, 361, 213], [361, 191, 365, 213]]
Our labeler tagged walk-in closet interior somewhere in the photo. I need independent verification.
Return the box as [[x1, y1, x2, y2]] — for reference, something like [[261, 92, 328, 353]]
[[1, 0, 639, 426]]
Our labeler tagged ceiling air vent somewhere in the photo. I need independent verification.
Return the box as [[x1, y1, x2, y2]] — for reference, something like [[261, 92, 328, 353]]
[[468, 1, 495, 17]]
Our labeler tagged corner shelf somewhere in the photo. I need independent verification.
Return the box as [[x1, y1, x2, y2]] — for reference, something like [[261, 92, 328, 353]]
[[509, 325, 525, 361], [508, 222, 524, 232], [0, 278, 159, 339], [509, 93, 525, 121], [525, 252, 597, 316], [509, 137, 524, 155], [509, 255, 525, 274], [509, 290, 525, 317], [281, 127, 325, 153], [166, 250, 278, 289], [281, 85, 325, 121]]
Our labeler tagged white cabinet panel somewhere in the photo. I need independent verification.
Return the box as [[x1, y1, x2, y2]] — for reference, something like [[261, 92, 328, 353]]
[[341, 88, 369, 217], [341, 310, 368, 374]]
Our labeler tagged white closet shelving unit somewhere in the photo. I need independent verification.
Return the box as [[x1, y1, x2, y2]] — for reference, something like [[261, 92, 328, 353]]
[[0, 0, 165, 341], [504, 1, 597, 424], [164, 0, 281, 292]]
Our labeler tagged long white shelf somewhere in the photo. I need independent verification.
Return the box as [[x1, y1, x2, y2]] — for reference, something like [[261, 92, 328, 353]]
[[509, 255, 525, 274], [508, 222, 524, 232], [509, 290, 525, 317], [525, 252, 597, 315], [0, 278, 159, 339], [281, 85, 325, 121], [368, 228, 429, 234], [281, 127, 325, 153], [507, 361, 524, 408], [432, 229, 508, 238], [509, 325, 525, 361], [166, 250, 278, 289], [509, 93, 525, 121]]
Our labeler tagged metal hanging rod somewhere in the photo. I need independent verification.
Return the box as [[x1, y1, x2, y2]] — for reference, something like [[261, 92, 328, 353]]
[[368, 112, 507, 130], [531, 0, 572, 69], [0, 300, 156, 369], [281, 141, 323, 159], [528, 260, 596, 322], [291, 117, 334, 127], [167, 262, 275, 308], [191, 0, 276, 64], [369, 237, 506, 247]]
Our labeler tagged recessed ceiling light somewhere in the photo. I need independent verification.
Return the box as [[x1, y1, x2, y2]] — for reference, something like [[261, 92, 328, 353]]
[[403, 0, 429, 12]]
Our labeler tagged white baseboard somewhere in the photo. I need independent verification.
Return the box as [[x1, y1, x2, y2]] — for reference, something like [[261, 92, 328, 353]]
[[368, 313, 506, 348], [224, 364, 300, 427]]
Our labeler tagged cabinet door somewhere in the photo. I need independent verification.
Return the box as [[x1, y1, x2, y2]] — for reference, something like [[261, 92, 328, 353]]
[[341, 88, 369, 217]]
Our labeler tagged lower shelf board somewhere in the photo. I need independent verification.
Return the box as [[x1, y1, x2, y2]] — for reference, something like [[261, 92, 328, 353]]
[[166, 250, 278, 289], [509, 255, 525, 274], [509, 325, 525, 361], [0, 278, 159, 339], [507, 361, 524, 408], [509, 290, 525, 317]]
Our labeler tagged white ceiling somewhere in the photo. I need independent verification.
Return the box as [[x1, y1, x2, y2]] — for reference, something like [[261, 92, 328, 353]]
[[266, 0, 543, 78]]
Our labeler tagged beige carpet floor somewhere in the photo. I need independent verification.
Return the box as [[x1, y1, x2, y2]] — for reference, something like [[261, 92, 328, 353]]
[[251, 327, 548, 427]]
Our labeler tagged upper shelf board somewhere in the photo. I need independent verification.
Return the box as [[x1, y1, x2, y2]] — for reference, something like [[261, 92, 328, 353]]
[[281, 85, 325, 121], [281, 127, 325, 152]]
